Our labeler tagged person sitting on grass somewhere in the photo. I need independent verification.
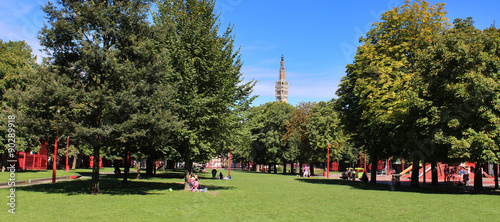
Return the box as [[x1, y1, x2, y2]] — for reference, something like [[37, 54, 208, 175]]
[[212, 169, 217, 179], [191, 177, 199, 192], [219, 172, 224, 179]]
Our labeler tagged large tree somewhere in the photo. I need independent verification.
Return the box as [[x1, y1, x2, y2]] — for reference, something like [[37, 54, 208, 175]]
[[0, 40, 37, 171], [284, 102, 313, 174], [250, 102, 295, 172], [413, 18, 500, 193], [336, 0, 449, 185], [154, 0, 255, 177], [307, 100, 350, 171], [39, 0, 156, 194]]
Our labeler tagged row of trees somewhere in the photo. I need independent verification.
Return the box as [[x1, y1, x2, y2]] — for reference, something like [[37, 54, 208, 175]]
[[0, 0, 254, 194], [336, 0, 500, 193], [230, 0, 499, 194], [1, 0, 498, 194], [232, 101, 353, 176]]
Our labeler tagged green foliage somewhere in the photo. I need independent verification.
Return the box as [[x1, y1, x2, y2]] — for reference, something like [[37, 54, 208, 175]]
[[307, 100, 351, 163], [0, 40, 37, 163], [0, 40, 35, 98], [284, 102, 312, 163], [37, 0, 159, 193], [336, 0, 450, 161], [413, 18, 500, 165], [154, 0, 255, 169], [250, 102, 295, 165]]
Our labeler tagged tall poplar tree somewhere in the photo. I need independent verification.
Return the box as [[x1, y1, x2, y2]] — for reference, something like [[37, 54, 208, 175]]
[[154, 0, 255, 176]]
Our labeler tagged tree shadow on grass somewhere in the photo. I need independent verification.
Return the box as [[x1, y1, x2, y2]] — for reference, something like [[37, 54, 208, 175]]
[[17, 174, 233, 196], [298, 178, 389, 192], [297, 177, 500, 195]]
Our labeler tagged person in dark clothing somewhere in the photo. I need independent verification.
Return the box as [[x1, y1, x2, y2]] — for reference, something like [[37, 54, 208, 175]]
[[211, 169, 217, 179], [361, 172, 369, 183]]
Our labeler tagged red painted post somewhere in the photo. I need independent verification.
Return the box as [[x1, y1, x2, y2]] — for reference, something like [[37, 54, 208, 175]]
[[52, 133, 58, 183], [65, 137, 69, 171], [327, 141, 330, 178], [364, 149, 367, 172], [228, 149, 231, 176]]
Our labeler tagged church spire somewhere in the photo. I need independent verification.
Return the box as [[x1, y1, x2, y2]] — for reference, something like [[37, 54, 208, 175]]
[[275, 55, 289, 103]]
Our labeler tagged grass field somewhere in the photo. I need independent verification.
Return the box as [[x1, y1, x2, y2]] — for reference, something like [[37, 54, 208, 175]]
[[1, 169, 499, 221]]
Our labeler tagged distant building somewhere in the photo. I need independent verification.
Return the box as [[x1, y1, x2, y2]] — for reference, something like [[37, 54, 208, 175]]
[[275, 55, 289, 103]]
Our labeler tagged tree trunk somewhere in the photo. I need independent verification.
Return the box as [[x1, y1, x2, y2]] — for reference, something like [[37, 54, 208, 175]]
[[431, 161, 438, 185], [494, 163, 499, 190], [71, 155, 77, 169], [273, 163, 277, 174], [184, 158, 193, 174], [123, 153, 129, 184], [146, 155, 153, 177], [411, 160, 419, 188], [291, 163, 295, 175], [310, 161, 315, 176], [184, 170, 192, 191], [136, 158, 141, 179], [283, 162, 287, 174], [370, 155, 378, 184], [1, 152, 6, 172], [474, 163, 483, 193], [422, 162, 426, 185], [90, 142, 100, 194]]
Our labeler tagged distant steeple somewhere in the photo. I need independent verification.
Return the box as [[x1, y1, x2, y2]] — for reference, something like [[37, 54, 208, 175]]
[[275, 55, 289, 103], [279, 55, 285, 80]]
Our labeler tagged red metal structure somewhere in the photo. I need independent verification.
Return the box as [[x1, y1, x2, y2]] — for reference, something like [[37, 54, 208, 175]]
[[89, 156, 103, 168], [17, 142, 48, 170]]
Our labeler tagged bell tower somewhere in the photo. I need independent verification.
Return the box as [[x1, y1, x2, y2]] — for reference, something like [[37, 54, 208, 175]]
[[275, 55, 289, 103]]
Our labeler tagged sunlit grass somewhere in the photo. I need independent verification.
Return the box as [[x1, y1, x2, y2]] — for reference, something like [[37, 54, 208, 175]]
[[1, 170, 499, 221]]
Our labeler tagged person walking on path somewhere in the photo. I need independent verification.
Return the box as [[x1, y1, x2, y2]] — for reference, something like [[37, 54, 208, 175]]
[[304, 165, 309, 177]]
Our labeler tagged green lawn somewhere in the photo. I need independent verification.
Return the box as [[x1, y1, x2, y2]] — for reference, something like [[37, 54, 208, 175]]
[[1, 170, 499, 221]]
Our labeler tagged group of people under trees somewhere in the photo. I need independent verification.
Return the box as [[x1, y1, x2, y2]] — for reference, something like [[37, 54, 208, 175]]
[[185, 171, 206, 192], [444, 165, 471, 186]]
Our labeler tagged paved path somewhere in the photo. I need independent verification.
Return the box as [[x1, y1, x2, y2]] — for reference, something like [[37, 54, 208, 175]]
[[0, 171, 115, 189]]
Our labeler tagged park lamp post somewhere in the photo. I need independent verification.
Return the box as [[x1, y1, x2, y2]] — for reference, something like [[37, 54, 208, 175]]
[[327, 140, 330, 179], [228, 148, 231, 177], [65, 137, 70, 171]]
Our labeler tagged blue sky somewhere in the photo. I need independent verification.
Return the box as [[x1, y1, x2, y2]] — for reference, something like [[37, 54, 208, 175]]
[[1, 0, 499, 106]]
